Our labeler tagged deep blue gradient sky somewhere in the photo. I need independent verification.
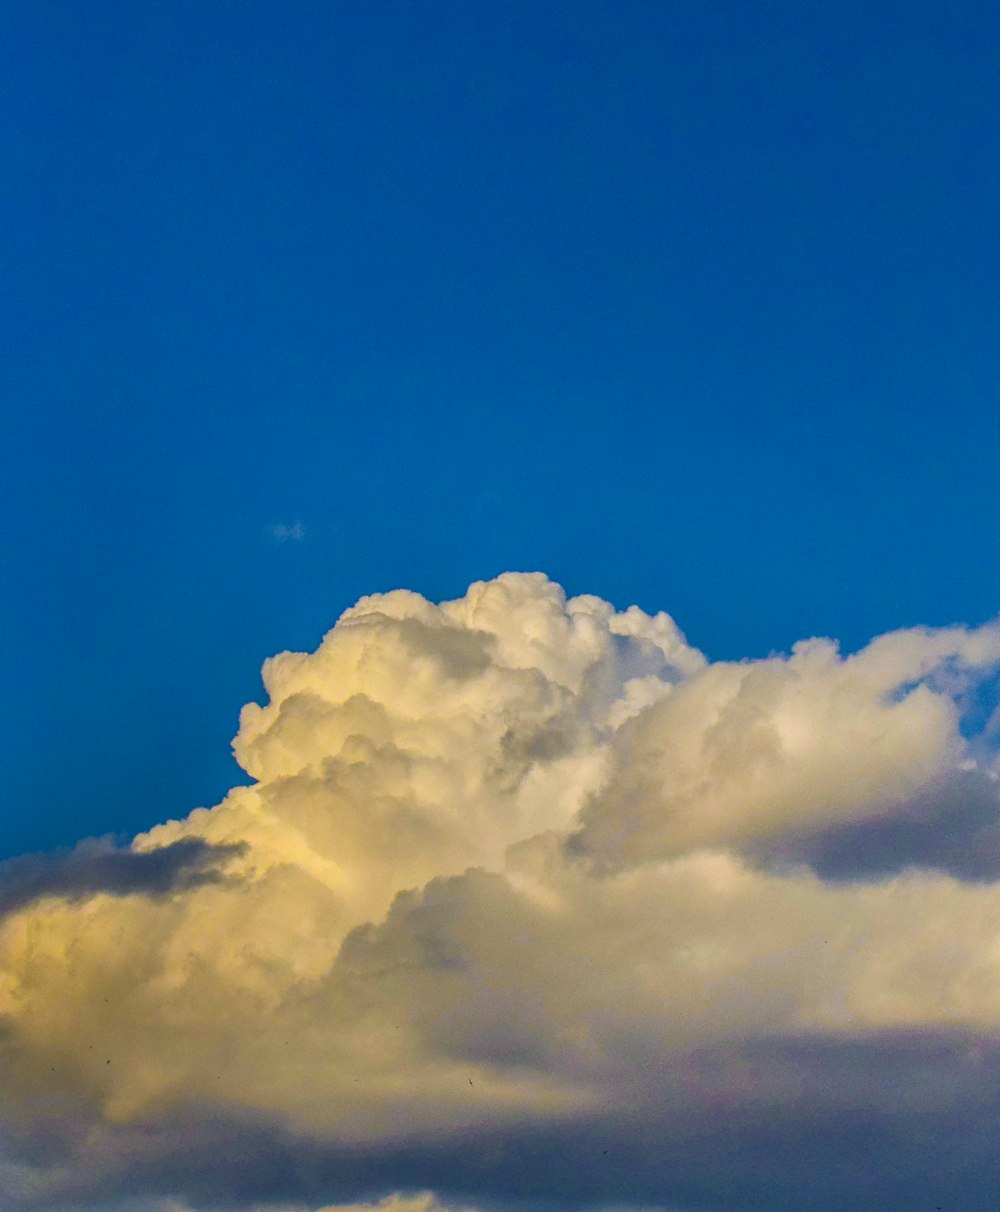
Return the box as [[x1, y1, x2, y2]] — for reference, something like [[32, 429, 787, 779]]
[[3, 0, 1000, 859]]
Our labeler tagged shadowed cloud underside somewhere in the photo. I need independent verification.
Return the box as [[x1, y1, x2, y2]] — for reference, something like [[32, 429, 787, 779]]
[[0, 838, 246, 919]]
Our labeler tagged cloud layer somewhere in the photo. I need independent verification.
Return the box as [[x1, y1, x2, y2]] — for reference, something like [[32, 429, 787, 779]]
[[2, 573, 1000, 1210]]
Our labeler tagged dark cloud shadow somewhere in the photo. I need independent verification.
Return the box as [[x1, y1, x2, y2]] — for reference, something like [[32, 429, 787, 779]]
[[9, 1030, 1000, 1212], [0, 837, 246, 918], [752, 767, 1000, 882]]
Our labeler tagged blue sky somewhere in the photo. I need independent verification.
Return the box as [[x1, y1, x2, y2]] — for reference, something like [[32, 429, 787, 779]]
[[3, 1, 999, 854], [5, 7, 1000, 1210]]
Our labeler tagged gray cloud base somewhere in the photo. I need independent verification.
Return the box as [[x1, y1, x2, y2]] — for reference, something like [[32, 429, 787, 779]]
[[0, 837, 246, 918], [8, 1045, 1000, 1212]]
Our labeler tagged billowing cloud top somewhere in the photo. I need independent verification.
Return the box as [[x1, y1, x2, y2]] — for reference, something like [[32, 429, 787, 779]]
[[3, 574, 1000, 1211]]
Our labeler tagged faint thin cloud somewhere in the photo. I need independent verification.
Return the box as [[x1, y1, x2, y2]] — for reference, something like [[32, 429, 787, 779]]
[[268, 521, 305, 544]]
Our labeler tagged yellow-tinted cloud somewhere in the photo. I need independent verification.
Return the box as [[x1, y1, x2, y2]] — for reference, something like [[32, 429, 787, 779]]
[[2, 574, 999, 1209]]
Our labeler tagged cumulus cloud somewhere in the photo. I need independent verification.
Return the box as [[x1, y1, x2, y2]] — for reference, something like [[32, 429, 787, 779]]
[[2, 573, 1000, 1211]]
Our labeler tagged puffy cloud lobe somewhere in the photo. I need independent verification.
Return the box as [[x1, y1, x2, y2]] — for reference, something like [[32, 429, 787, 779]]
[[570, 627, 1000, 866], [1, 573, 1000, 1211]]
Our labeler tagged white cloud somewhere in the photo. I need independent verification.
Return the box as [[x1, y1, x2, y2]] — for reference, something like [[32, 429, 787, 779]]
[[1, 574, 999, 1209], [572, 626, 1000, 866], [269, 520, 305, 543]]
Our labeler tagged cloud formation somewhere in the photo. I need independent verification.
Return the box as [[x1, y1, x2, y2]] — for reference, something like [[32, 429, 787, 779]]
[[2, 573, 1000, 1211], [269, 521, 306, 543]]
